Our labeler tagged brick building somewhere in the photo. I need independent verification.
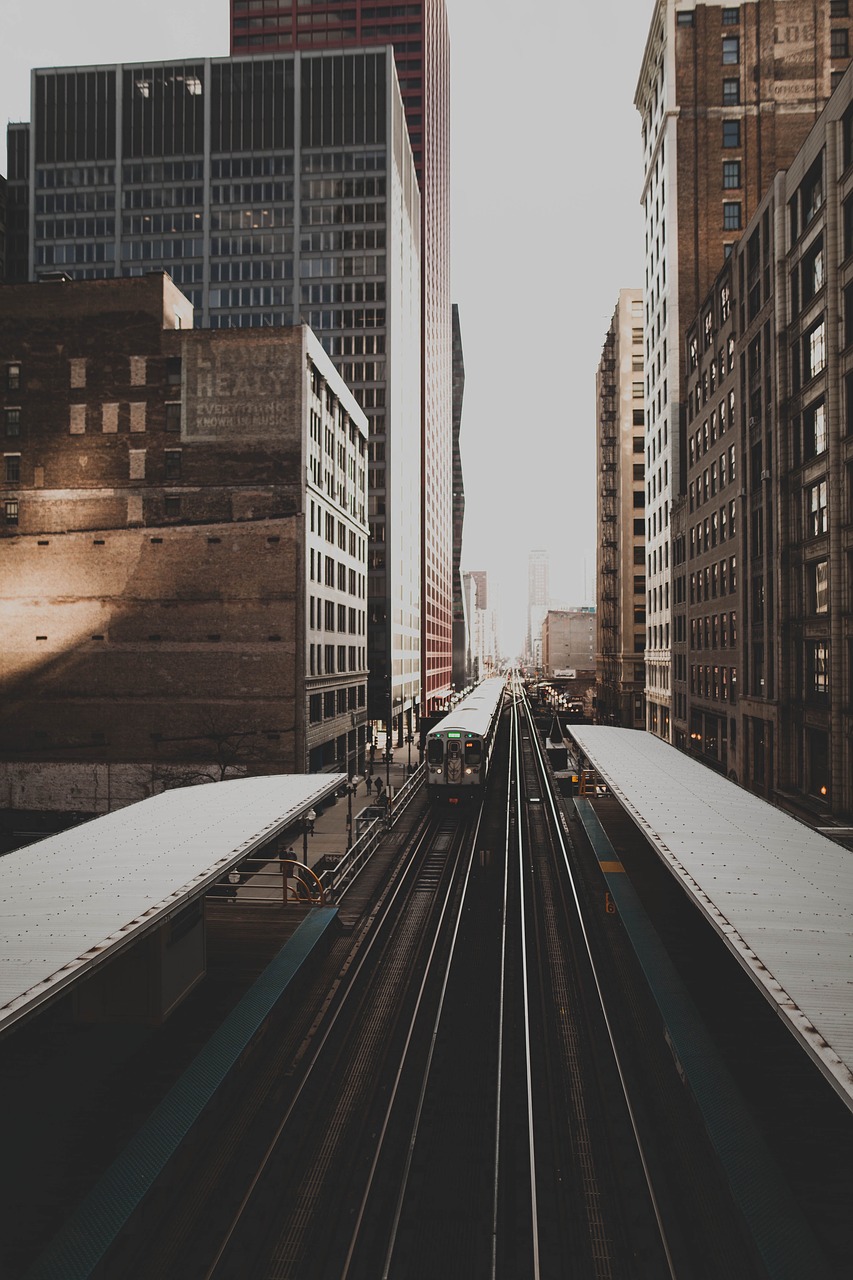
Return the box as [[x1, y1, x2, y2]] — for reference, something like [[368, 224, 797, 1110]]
[[596, 289, 647, 728], [542, 609, 596, 678], [635, 0, 852, 742], [681, 59, 853, 820], [229, 0, 455, 716], [5, 49, 422, 738], [0, 275, 368, 832]]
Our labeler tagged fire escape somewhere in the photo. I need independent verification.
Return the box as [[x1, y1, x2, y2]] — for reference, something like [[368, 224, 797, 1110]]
[[599, 333, 620, 723]]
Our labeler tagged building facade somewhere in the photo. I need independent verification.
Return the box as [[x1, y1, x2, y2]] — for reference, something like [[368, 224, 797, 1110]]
[[681, 61, 853, 820], [635, 0, 852, 742], [6, 49, 421, 736], [451, 303, 466, 690], [230, 1, 455, 714], [596, 289, 647, 728], [0, 275, 368, 823], [461, 569, 497, 683], [542, 609, 596, 678], [527, 549, 549, 666]]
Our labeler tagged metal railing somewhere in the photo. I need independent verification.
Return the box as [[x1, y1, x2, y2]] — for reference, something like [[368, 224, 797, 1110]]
[[319, 763, 426, 900]]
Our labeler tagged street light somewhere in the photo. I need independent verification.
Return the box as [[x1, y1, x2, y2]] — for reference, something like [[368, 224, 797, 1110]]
[[405, 731, 414, 774], [345, 777, 358, 851], [302, 807, 316, 863]]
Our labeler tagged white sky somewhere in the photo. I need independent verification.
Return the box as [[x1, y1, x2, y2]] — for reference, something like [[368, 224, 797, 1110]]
[[1, 0, 655, 655]]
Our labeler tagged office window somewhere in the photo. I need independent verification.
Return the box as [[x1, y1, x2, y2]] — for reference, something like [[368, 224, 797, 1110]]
[[723, 120, 741, 148], [723, 202, 742, 230], [831, 28, 850, 57], [722, 36, 740, 63], [722, 7, 740, 23], [804, 400, 827, 458], [4, 499, 19, 525], [4, 454, 21, 483], [723, 160, 741, 189], [164, 449, 182, 480], [808, 641, 829, 696], [4, 408, 20, 437], [722, 78, 740, 105], [165, 402, 182, 432], [807, 479, 828, 536], [806, 320, 827, 380], [811, 560, 829, 614], [831, 0, 849, 15]]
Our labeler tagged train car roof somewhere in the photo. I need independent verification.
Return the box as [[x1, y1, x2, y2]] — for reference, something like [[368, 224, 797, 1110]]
[[428, 678, 506, 740]]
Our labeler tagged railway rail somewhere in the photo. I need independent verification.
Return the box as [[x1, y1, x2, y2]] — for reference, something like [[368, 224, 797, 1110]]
[[108, 674, 786, 1279]]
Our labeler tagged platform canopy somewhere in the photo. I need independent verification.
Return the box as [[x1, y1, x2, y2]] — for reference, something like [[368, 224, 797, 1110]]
[[570, 726, 853, 1112], [0, 774, 344, 1037]]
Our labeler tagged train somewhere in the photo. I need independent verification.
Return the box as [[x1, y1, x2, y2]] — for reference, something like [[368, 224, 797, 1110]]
[[425, 677, 506, 802]]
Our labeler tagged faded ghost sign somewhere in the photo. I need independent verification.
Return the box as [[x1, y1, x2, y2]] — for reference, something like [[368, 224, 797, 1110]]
[[183, 336, 299, 441]]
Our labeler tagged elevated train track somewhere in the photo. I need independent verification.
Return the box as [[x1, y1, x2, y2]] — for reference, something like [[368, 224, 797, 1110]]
[[55, 675, 841, 1279]]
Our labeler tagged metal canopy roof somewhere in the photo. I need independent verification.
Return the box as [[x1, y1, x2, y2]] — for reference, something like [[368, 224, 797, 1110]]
[[570, 727, 853, 1111], [0, 773, 345, 1037]]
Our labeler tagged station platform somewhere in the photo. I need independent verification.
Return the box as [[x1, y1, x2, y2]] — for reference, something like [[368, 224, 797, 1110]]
[[569, 726, 853, 1115]]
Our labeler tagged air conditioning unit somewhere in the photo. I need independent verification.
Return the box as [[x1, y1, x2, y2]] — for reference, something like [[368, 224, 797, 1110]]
[[760, 469, 771, 481], [748, 416, 756, 427]]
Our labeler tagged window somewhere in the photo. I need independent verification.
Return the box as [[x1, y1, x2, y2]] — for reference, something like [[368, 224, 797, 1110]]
[[4, 454, 21, 483], [723, 202, 742, 230], [309, 694, 322, 723], [808, 641, 829, 696], [806, 320, 827, 380], [166, 357, 182, 385], [164, 449, 182, 480], [723, 120, 741, 148], [723, 160, 741, 189], [802, 236, 825, 304], [722, 7, 740, 23], [804, 400, 827, 458], [4, 408, 20, 437], [808, 479, 828, 536], [722, 78, 740, 105], [722, 36, 740, 63], [164, 495, 181, 517], [6, 364, 21, 392], [811, 560, 829, 614], [831, 27, 850, 57], [677, 10, 694, 24], [831, 0, 849, 15], [4, 499, 19, 525], [165, 402, 182, 432]]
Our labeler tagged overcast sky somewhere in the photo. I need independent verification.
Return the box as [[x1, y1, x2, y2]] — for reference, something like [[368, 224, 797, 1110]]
[[1, 0, 655, 655]]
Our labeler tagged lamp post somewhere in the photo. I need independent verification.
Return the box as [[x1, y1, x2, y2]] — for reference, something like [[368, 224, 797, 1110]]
[[302, 807, 316, 864], [345, 777, 358, 851], [405, 731, 414, 774]]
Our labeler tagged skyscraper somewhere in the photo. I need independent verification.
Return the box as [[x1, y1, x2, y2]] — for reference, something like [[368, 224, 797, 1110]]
[[635, 0, 852, 742], [230, 1, 454, 716], [596, 289, 646, 728], [11, 50, 421, 739], [527, 549, 549, 666]]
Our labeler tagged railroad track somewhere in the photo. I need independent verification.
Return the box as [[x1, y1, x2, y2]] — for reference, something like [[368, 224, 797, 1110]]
[[117, 675, 783, 1279]]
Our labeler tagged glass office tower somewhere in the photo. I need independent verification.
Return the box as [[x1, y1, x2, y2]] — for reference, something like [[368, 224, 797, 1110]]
[[231, 1, 454, 716]]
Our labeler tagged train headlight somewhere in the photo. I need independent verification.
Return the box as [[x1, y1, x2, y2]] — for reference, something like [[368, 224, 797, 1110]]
[[465, 768, 472, 775]]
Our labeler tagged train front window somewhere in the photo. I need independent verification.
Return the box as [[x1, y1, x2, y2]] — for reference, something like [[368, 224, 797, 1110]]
[[465, 739, 482, 768], [427, 737, 444, 765]]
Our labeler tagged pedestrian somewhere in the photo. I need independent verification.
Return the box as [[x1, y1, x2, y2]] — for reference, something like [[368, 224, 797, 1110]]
[[375, 775, 383, 797]]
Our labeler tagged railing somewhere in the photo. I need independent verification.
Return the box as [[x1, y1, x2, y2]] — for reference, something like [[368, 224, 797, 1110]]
[[319, 763, 426, 900]]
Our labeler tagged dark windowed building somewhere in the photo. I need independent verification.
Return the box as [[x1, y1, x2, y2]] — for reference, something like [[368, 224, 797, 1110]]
[[230, 1, 455, 715]]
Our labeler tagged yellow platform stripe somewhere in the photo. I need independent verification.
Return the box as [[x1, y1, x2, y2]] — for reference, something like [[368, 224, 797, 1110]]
[[599, 860, 625, 873]]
